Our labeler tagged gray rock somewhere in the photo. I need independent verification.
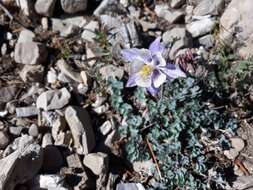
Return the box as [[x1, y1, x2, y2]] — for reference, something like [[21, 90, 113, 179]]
[[61, 0, 87, 13], [56, 59, 82, 82], [14, 42, 47, 65], [94, 0, 126, 16], [162, 27, 192, 58], [81, 21, 99, 42], [30, 174, 65, 189], [193, 0, 224, 16], [15, 0, 34, 16], [83, 152, 108, 175], [29, 124, 39, 137], [35, 0, 57, 17], [99, 65, 124, 80], [16, 106, 38, 117], [186, 16, 216, 37], [0, 131, 9, 149], [116, 183, 145, 190], [0, 86, 18, 103], [155, 4, 184, 23], [20, 64, 44, 83], [51, 114, 66, 142], [65, 106, 95, 155], [219, 0, 253, 58], [0, 143, 43, 190], [99, 121, 112, 135], [9, 126, 23, 136], [198, 34, 215, 48], [36, 88, 71, 111], [224, 137, 245, 160], [42, 133, 53, 148], [170, 0, 186, 8], [42, 145, 64, 173], [17, 29, 35, 43], [67, 153, 83, 169], [232, 175, 253, 190]]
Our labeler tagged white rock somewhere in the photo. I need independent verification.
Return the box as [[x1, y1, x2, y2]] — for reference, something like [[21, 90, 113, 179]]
[[99, 65, 124, 80], [170, 0, 186, 8], [16, 106, 38, 117], [17, 29, 35, 43], [83, 152, 108, 175], [16, 0, 34, 16], [186, 16, 216, 37], [116, 183, 146, 190], [41, 17, 49, 30], [47, 69, 57, 84], [14, 42, 47, 65], [36, 88, 71, 111], [61, 0, 87, 13], [99, 121, 112, 136], [35, 175, 65, 188], [81, 21, 99, 42], [155, 4, 184, 23], [193, 0, 224, 16], [231, 137, 245, 152]]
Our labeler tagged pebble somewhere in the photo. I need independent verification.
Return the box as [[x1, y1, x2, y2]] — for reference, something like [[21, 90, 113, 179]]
[[32, 174, 65, 189], [155, 4, 184, 23], [9, 126, 24, 136], [81, 21, 99, 42], [198, 34, 215, 49], [67, 153, 83, 169], [0, 86, 18, 103], [14, 42, 48, 65], [61, 0, 88, 14], [29, 124, 39, 137], [35, 0, 56, 17], [83, 152, 109, 175], [99, 121, 112, 136], [17, 29, 35, 43], [116, 183, 146, 190], [224, 137, 245, 160], [0, 131, 9, 149], [16, 0, 34, 16], [99, 65, 124, 80], [19, 64, 44, 83], [170, 0, 186, 8], [16, 106, 38, 117], [193, 0, 225, 16], [42, 133, 53, 148]]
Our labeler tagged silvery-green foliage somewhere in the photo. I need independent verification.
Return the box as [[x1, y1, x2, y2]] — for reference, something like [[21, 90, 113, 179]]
[[108, 77, 237, 190]]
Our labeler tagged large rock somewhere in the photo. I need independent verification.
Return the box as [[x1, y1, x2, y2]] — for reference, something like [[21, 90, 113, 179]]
[[155, 4, 184, 23], [83, 152, 108, 175], [36, 88, 71, 111], [61, 0, 87, 14], [0, 143, 43, 190], [14, 42, 47, 65], [193, 0, 225, 16], [219, 0, 253, 58], [35, 0, 57, 17], [17, 29, 35, 43], [65, 106, 95, 155]]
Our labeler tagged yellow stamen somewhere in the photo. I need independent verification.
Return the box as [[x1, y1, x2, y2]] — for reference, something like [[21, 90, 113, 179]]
[[140, 65, 153, 77]]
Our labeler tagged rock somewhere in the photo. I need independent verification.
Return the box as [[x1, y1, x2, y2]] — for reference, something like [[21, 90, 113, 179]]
[[85, 47, 96, 67], [162, 27, 192, 58], [67, 153, 83, 169], [9, 126, 23, 136], [83, 152, 109, 175], [56, 59, 82, 82], [219, 0, 253, 58], [232, 175, 253, 190], [0, 86, 18, 103], [198, 34, 215, 48], [16, 0, 34, 16], [14, 42, 47, 65], [0, 131, 9, 149], [186, 16, 216, 37], [36, 88, 71, 111], [93, 105, 109, 115], [94, 0, 126, 16], [139, 20, 157, 32], [47, 68, 57, 84], [61, 0, 87, 14], [41, 17, 49, 30], [16, 106, 38, 117], [193, 0, 224, 16], [116, 183, 146, 190], [17, 29, 35, 43], [133, 160, 155, 176], [35, 0, 57, 17], [224, 137, 245, 160], [29, 124, 39, 137], [30, 174, 65, 189], [0, 143, 43, 190], [92, 95, 107, 108], [81, 21, 99, 42], [41, 145, 64, 173], [99, 65, 124, 80], [170, 0, 186, 8], [19, 64, 44, 83], [155, 4, 184, 23], [99, 121, 112, 136], [42, 133, 53, 148], [51, 114, 66, 141], [65, 106, 95, 155]]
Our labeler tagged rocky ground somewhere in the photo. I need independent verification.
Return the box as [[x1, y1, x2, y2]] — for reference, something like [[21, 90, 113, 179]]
[[0, 0, 253, 190]]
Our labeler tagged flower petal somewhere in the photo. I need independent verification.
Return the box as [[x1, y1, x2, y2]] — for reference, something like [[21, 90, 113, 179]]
[[126, 73, 138, 87], [152, 52, 166, 67], [130, 59, 145, 74], [121, 48, 151, 63], [149, 37, 165, 54], [147, 86, 160, 96], [152, 70, 167, 88], [135, 73, 152, 88], [160, 64, 186, 78]]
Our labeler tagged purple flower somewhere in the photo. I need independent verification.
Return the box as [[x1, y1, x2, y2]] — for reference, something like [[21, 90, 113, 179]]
[[121, 37, 186, 96]]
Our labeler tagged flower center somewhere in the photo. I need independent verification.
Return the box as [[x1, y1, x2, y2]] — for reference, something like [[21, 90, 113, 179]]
[[140, 65, 153, 77]]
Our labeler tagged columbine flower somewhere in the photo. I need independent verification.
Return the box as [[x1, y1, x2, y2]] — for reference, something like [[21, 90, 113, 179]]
[[121, 37, 186, 96]]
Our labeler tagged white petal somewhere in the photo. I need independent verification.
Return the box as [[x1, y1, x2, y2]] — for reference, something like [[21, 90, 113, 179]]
[[135, 73, 152, 87], [130, 59, 145, 74], [153, 70, 167, 88], [160, 65, 186, 78]]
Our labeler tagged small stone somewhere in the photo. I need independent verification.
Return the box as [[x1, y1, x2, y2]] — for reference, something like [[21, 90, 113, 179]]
[[92, 95, 107, 108], [193, 0, 224, 16], [20, 64, 44, 83], [57, 59, 82, 82], [35, 0, 56, 17], [85, 47, 96, 67], [14, 42, 48, 65], [65, 106, 95, 155], [0, 86, 18, 103], [92, 104, 109, 115], [29, 124, 39, 137], [198, 34, 215, 49], [133, 160, 155, 176], [17, 29, 35, 43], [61, 0, 87, 13], [42, 133, 53, 148], [99, 121, 112, 136], [231, 137, 245, 152], [67, 154, 83, 169], [81, 21, 99, 42], [99, 65, 124, 80], [0, 131, 9, 149], [16, 0, 34, 16], [83, 152, 109, 175], [1, 43, 7, 56], [36, 88, 71, 111], [31, 175, 65, 189], [186, 16, 216, 37], [9, 126, 24, 136], [51, 114, 66, 141], [116, 183, 145, 190], [170, 0, 186, 8], [41, 17, 49, 30], [155, 4, 184, 23], [42, 145, 64, 173], [47, 69, 57, 84], [16, 106, 38, 118]]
